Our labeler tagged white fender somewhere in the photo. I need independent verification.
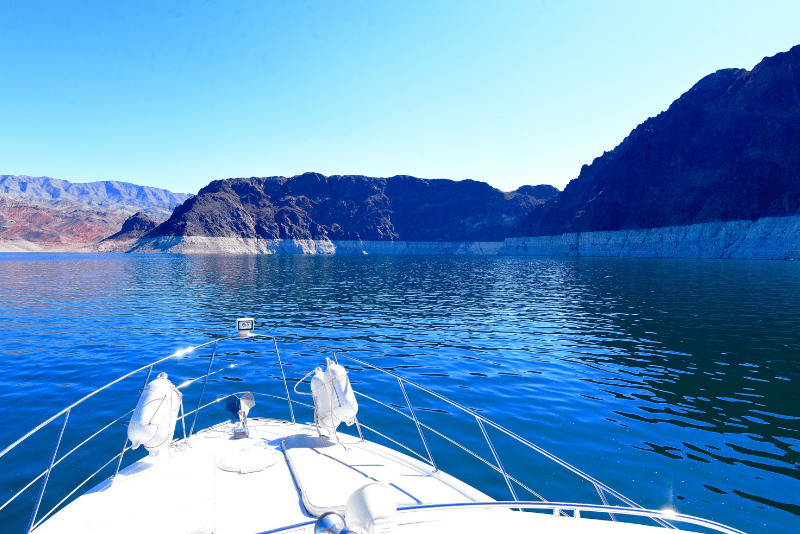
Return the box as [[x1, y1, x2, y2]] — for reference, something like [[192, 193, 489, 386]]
[[326, 358, 358, 426], [127, 372, 182, 457], [311, 367, 335, 434], [346, 483, 396, 534]]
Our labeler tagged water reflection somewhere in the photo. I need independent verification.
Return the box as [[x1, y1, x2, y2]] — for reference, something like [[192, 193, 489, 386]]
[[0, 253, 797, 533]]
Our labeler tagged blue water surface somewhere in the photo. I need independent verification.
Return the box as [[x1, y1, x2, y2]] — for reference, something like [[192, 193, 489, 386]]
[[0, 253, 798, 534]]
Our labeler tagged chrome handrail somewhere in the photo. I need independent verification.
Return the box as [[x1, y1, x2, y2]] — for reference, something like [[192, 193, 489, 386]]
[[1, 334, 742, 534], [25, 410, 68, 534], [397, 378, 438, 472], [476, 415, 518, 502], [0, 408, 135, 514], [0, 332, 290, 463], [0, 333, 285, 532], [255, 501, 746, 534], [402, 502, 746, 533], [334, 353, 674, 527], [32, 446, 133, 530], [355, 389, 548, 501], [0, 338, 224, 463], [113, 364, 154, 478]]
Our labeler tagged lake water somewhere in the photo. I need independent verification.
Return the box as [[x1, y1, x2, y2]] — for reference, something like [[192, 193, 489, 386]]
[[0, 253, 798, 533]]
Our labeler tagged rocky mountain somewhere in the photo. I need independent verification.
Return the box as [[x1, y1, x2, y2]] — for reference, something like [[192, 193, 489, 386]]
[[513, 45, 800, 237], [104, 212, 158, 240], [514, 184, 559, 200], [0, 176, 190, 251], [0, 175, 191, 217], [141, 173, 554, 243], [0, 196, 133, 251]]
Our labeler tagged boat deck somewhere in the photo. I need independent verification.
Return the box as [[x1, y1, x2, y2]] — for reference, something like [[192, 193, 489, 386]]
[[35, 418, 692, 534]]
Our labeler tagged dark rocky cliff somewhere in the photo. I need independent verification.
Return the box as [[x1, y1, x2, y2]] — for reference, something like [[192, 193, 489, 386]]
[[104, 211, 158, 240], [146, 173, 553, 242], [514, 184, 559, 200], [513, 45, 800, 237]]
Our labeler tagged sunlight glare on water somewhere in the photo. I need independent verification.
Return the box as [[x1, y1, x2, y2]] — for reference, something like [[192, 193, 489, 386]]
[[0, 253, 797, 534]]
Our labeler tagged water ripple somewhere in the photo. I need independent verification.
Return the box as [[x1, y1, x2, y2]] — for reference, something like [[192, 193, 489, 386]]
[[0, 254, 798, 534]]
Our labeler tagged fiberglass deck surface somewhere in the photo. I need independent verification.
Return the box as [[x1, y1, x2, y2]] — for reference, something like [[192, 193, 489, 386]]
[[34, 418, 489, 534], [34, 419, 701, 534], [281, 432, 487, 516]]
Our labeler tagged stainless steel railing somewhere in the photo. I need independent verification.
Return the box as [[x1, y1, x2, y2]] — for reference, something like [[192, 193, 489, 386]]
[[0, 332, 743, 534], [0, 333, 291, 533], [256, 502, 746, 534], [333, 353, 675, 527], [261, 350, 738, 531]]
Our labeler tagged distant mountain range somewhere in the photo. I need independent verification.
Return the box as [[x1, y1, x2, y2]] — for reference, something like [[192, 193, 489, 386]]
[[0, 176, 190, 251], [116, 173, 557, 244], [0, 175, 189, 214], [513, 45, 800, 238], [119, 45, 799, 257], [5, 44, 800, 257]]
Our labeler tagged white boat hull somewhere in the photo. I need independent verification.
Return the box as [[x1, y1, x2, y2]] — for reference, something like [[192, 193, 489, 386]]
[[35, 418, 699, 534]]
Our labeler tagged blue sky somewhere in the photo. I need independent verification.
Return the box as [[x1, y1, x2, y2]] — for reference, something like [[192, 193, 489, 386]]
[[1, 1, 798, 194]]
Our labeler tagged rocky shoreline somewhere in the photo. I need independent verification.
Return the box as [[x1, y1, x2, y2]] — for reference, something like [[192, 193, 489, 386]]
[[0, 237, 100, 253], [112, 236, 505, 255], [83, 215, 800, 259], [499, 215, 800, 260]]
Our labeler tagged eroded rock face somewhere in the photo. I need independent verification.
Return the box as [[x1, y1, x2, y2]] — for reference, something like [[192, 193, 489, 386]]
[[0, 175, 191, 216], [148, 174, 553, 242], [0, 197, 132, 251], [513, 45, 800, 237], [0, 176, 191, 251], [105, 212, 158, 240], [514, 184, 559, 200], [500, 216, 800, 260]]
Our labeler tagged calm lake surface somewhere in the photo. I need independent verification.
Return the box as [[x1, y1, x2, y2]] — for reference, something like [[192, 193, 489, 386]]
[[0, 253, 798, 533]]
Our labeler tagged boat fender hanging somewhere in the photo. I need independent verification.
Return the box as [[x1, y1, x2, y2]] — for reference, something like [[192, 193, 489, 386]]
[[127, 372, 182, 457], [326, 358, 358, 426], [310, 367, 335, 434]]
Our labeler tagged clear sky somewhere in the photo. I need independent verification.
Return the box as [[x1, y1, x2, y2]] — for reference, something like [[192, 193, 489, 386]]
[[1, 1, 798, 194]]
